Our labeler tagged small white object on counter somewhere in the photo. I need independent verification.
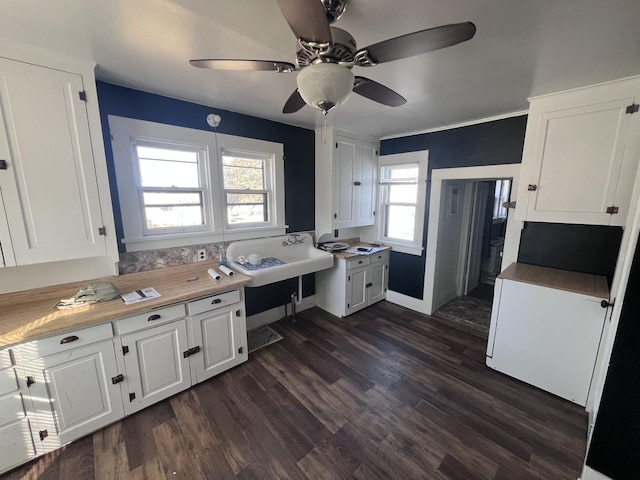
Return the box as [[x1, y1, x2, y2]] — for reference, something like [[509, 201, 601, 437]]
[[219, 265, 234, 277], [120, 287, 161, 305], [207, 268, 222, 280]]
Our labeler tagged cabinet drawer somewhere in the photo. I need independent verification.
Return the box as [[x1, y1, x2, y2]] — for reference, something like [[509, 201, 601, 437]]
[[0, 349, 12, 369], [187, 290, 240, 316], [0, 368, 18, 397], [347, 256, 370, 270], [14, 323, 113, 361], [115, 304, 186, 335], [370, 250, 389, 264], [0, 392, 26, 427]]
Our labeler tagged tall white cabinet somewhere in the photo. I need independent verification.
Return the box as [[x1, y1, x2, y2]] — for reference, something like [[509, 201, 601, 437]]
[[315, 127, 378, 237], [0, 42, 117, 268], [515, 76, 640, 226]]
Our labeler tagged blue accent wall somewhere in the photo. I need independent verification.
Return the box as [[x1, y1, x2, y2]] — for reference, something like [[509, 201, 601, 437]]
[[380, 115, 528, 299], [95, 81, 316, 314]]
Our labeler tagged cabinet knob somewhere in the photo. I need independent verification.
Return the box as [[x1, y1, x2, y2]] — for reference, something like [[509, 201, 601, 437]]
[[353, 181, 362, 186], [0, 160, 7, 170], [527, 184, 537, 191], [601, 300, 614, 309]]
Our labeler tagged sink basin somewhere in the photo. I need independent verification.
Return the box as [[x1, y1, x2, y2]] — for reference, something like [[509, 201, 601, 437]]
[[226, 233, 333, 287]]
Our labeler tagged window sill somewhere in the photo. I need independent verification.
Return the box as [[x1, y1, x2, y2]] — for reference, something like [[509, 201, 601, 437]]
[[222, 225, 288, 242]]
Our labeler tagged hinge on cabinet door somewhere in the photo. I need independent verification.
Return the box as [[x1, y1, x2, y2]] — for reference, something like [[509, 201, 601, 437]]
[[527, 184, 537, 191], [348, 275, 351, 281], [78, 91, 87, 102], [347, 303, 350, 308], [235, 309, 241, 317], [26, 376, 36, 387], [111, 374, 125, 384], [334, 213, 337, 219], [336, 142, 338, 148], [129, 392, 136, 402], [238, 346, 244, 354], [0, 159, 7, 170], [606, 206, 619, 214], [122, 345, 129, 355], [366, 282, 373, 288], [98, 226, 106, 236], [183, 346, 201, 358], [373, 211, 376, 216], [39, 430, 48, 441], [625, 103, 639, 114]]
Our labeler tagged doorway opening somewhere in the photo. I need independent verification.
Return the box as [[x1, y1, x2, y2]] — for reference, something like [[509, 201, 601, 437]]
[[431, 177, 513, 332]]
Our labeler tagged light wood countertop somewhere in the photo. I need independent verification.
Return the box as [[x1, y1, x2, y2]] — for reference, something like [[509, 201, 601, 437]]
[[498, 262, 609, 299], [0, 262, 250, 349]]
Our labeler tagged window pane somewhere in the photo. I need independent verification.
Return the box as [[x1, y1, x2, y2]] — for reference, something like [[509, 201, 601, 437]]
[[137, 146, 200, 188], [222, 156, 265, 190], [226, 192, 267, 205], [383, 165, 418, 181], [143, 192, 202, 206], [227, 205, 267, 224], [385, 205, 416, 241], [145, 205, 204, 229], [389, 184, 417, 203]]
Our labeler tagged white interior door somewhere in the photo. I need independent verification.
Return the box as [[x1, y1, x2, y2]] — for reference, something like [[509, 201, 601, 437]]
[[433, 181, 465, 311]]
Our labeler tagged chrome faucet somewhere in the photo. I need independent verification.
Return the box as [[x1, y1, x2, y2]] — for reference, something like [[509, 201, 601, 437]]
[[282, 234, 304, 246]]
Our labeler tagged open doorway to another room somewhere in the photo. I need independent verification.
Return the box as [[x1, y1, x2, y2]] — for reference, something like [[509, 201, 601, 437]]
[[431, 177, 512, 332]]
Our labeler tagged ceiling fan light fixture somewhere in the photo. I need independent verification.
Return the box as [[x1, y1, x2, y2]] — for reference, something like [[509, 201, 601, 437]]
[[296, 62, 354, 113]]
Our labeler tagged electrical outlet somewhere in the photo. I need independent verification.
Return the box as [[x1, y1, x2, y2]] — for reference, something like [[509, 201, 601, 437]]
[[197, 249, 206, 261]]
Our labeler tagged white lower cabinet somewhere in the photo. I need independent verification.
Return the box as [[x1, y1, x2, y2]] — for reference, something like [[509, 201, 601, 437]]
[[317, 250, 390, 317], [17, 330, 125, 454], [187, 291, 248, 383], [119, 320, 191, 416], [0, 350, 36, 473]]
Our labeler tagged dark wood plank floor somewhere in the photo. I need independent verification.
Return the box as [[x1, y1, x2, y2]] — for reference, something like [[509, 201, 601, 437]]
[[3, 301, 588, 479]]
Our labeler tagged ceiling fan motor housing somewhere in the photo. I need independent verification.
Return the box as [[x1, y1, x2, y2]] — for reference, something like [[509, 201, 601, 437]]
[[296, 27, 356, 67]]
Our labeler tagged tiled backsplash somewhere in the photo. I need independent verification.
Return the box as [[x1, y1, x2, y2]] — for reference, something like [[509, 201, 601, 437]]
[[118, 243, 224, 275]]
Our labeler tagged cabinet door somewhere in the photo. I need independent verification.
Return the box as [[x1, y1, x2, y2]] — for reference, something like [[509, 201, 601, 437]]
[[0, 58, 106, 265], [189, 306, 247, 384], [488, 280, 606, 406], [22, 339, 124, 453], [333, 135, 357, 229], [346, 267, 368, 315], [368, 261, 388, 305], [520, 97, 635, 225], [355, 141, 377, 226], [120, 321, 191, 416]]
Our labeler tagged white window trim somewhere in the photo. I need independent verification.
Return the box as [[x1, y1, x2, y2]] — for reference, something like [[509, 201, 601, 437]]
[[377, 151, 428, 255], [109, 116, 286, 252]]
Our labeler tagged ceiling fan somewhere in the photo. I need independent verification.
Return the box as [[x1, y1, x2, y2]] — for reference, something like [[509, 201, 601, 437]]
[[190, 0, 476, 114]]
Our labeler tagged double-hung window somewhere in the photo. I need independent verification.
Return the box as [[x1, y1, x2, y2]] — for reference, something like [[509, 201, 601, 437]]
[[135, 142, 209, 235], [222, 151, 272, 228], [378, 151, 428, 255]]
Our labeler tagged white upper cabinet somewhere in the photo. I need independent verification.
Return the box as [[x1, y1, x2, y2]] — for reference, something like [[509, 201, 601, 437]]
[[516, 77, 640, 226], [316, 127, 378, 235], [0, 43, 117, 267]]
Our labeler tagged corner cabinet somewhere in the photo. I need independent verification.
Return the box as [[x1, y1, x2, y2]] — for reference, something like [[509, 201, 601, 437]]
[[0, 44, 116, 267], [316, 249, 389, 317], [515, 77, 640, 226], [315, 127, 378, 236]]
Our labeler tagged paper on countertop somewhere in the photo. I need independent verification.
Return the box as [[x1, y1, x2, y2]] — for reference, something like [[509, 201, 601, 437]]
[[121, 287, 161, 305], [208, 268, 222, 280], [344, 246, 386, 255]]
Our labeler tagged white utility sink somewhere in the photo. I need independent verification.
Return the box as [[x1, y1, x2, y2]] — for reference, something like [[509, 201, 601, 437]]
[[226, 233, 333, 287]]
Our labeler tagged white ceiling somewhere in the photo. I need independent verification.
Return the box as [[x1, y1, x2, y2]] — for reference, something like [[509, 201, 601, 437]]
[[2, 0, 639, 138]]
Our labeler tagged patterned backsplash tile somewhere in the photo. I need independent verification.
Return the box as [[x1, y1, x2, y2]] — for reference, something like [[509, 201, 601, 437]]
[[118, 243, 224, 275]]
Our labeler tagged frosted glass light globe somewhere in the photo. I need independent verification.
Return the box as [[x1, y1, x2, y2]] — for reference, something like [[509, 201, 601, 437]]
[[297, 63, 354, 114]]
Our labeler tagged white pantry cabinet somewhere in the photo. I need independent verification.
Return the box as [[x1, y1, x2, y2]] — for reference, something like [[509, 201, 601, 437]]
[[315, 127, 378, 236], [516, 76, 640, 226], [486, 263, 609, 406], [15, 324, 125, 454], [0, 44, 116, 267], [316, 249, 389, 317]]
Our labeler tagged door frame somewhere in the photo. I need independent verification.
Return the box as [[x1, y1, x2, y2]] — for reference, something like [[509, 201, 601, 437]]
[[423, 164, 522, 314]]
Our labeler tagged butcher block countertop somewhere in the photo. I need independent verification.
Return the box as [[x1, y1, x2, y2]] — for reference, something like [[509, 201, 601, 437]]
[[0, 261, 250, 349], [498, 262, 610, 299]]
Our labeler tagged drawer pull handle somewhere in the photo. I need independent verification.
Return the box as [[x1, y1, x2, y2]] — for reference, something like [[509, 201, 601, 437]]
[[60, 335, 79, 344], [148, 314, 162, 321], [212, 298, 222, 304], [358, 260, 363, 264], [111, 374, 125, 384], [366, 282, 373, 288]]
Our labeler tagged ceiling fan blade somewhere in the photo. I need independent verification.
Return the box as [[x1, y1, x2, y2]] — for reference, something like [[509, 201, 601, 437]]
[[282, 89, 306, 113], [356, 22, 476, 65], [275, 0, 332, 43], [353, 77, 406, 107], [189, 59, 296, 72]]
